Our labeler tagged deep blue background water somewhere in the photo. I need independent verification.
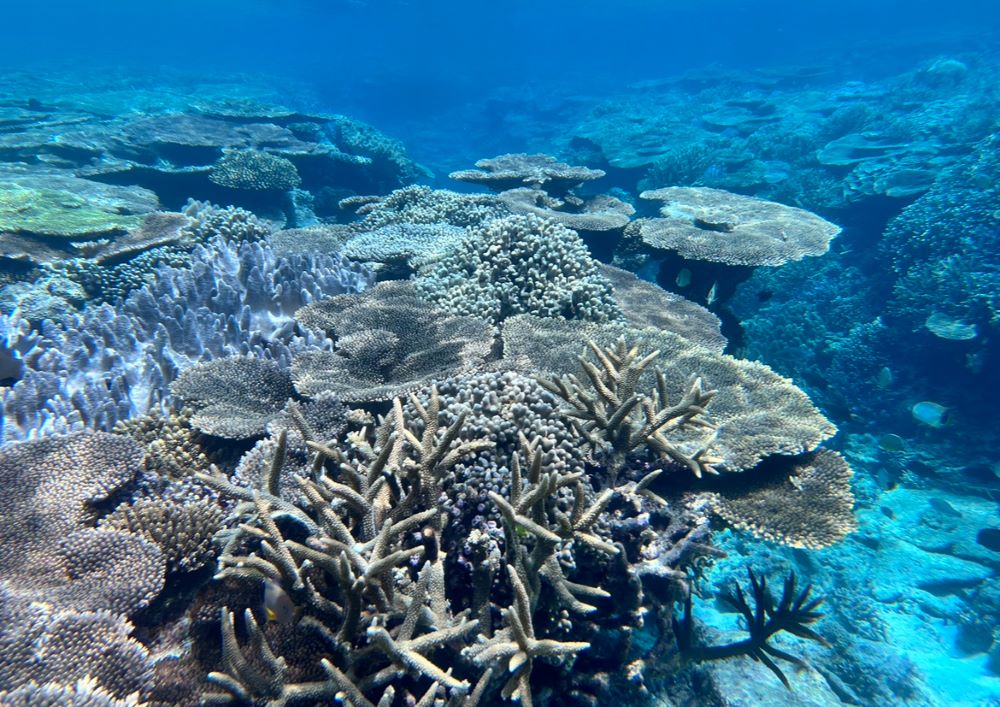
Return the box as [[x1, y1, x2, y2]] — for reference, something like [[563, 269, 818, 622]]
[[3, 0, 998, 155]]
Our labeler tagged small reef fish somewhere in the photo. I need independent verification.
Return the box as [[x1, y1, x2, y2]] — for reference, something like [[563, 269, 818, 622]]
[[706, 281, 718, 306], [675, 268, 692, 288], [976, 528, 1000, 553], [911, 401, 951, 428], [263, 578, 296, 625], [928, 497, 962, 518], [875, 366, 893, 388], [878, 433, 906, 453]]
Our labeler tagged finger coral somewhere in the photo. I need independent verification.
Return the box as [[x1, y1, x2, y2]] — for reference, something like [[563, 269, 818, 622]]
[[99, 497, 224, 574], [414, 214, 621, 324], [345, 185, 509, 230]]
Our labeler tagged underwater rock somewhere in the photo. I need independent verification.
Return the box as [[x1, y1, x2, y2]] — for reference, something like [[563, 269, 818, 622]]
[[0, 164, 157, 239], [976, 529, 1000, 553]]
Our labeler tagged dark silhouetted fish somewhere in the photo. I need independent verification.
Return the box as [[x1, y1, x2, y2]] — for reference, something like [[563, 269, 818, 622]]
[[976, 528, 1000, 553], [929, 498, 962, 517]]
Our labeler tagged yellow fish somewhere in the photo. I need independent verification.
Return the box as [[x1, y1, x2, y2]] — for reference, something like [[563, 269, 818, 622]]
[[263, 579, 296, 625]]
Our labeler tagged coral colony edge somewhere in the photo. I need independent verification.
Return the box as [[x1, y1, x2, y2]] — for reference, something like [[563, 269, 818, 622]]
[[0, 53, 998, 707]]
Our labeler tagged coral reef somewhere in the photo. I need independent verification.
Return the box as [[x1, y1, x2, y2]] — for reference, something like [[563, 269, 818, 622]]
[[344, 185, 510, 230], [675, 570, 828, 687], [293, 280, 495, 401], [171, 356, 296, 439], [450, 153, 605, 195], [209, 149, 302, 191], [635, 187, 841, 267], [1, 231, 370, 443], [697, 450, 857, 549], [415, 214, 621, 324], [503, 316, 836, 472]]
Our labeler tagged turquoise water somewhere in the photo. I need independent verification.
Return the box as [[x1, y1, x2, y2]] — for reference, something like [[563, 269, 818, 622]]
[[0, 2, 998, 705]]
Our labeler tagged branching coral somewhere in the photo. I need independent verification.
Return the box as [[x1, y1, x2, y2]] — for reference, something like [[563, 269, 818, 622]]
[[504, 316, 836, 472], [674, 570, 828, 688], [345, 185, 509, 231], [538, 337, 720, 485]]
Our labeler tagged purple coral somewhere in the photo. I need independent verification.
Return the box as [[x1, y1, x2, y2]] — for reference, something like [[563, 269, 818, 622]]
[[1, 236, 372, 443]]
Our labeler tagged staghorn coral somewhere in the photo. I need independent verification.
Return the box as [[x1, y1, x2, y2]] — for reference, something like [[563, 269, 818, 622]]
[[292, 280, 495, 402], [203, 608, 340, 706], [465, 566, 591, 706], [675, 570, 829, 688], [231, 396, 348, 503], [636, 187, 841, 266], [99, 497, 224, 574], [196, 392, 493, 705], [209, 149, 302, 191], [696, 449, 857, 550], [415, 214, 621, 325], [503, 315, 836, 472], [345, 185, 509, 231], [538, 337, 719, 485], [400, 369, 589, 530], [171, 355, 296, 439], [449, 153, 605, 196]]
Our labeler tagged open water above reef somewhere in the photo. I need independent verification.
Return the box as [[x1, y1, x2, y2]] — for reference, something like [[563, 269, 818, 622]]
[[1, 2, 999, 705]]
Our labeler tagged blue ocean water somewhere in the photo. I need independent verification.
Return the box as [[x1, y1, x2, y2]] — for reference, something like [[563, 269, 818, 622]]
[[1, 1, 999, 705]]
